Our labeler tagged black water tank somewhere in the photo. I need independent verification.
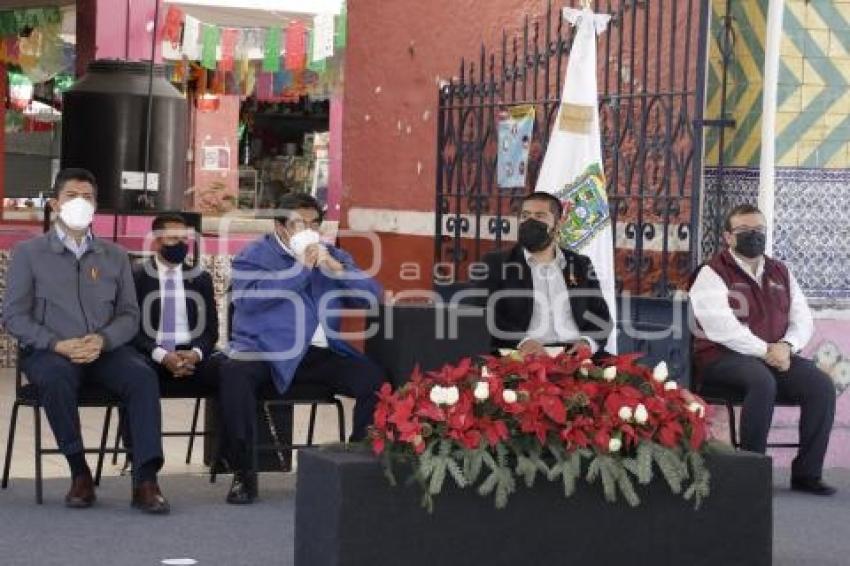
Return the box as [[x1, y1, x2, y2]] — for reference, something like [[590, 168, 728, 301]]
[[61, 60, 187, 212]]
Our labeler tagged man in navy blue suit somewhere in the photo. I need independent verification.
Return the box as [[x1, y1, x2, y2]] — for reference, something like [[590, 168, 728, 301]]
[[218, 193, 385, 504]]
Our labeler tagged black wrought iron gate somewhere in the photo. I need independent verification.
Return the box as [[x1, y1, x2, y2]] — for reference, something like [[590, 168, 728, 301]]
[[434, 0, 712, 302]]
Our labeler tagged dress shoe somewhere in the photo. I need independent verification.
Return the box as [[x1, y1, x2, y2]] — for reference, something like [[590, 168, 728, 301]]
[[131, 481, 171, 514], [65, 472, 96, 508], [791, 476, 836, 496], [226, 471, 258, 504]]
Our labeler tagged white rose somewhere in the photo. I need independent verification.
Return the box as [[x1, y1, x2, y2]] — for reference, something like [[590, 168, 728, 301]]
[[502, 389, 518, 404], [664, 381, 678, 391], [608, 437, 622, 453], [634, 403, 649, 424], [688, 402, 705, 418], [602, 366, 617, 381], [444, 386, 460, 406], [429, 385, 446, 405], [653, 361, 669, 383], [617, 406, 633, 421], [481, 366, 491, 378], [473, 381, 490, 402], [579, 360, 592, 377]]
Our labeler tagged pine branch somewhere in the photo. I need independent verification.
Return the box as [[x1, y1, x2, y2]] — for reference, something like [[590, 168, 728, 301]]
[[380, 452, 398, 487], [614, 462, 641, 507], [652, 445, 684, 494], [683, 450, 711, 509], [478, 469, 499, 497], [636, 442, 653, 484], [446, 458, 467, 488]]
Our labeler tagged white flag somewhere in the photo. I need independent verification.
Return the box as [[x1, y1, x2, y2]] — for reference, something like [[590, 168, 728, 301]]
[[535, 6, 617, 353], [182, 15, 202, 60], [313, 13, 335, 61]]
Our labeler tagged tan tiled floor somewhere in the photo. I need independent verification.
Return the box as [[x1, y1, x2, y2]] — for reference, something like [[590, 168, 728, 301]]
[[0, 368, 354, 480]]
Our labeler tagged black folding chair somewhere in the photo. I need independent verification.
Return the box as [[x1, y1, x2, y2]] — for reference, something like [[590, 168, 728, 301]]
[[208, 287, 346, 482], [1, 348, 126, 503], [696, 381, 800, 449], [109, 378, 214, 469]]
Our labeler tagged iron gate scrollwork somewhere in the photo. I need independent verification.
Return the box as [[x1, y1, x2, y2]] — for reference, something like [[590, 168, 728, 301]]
[[434, 0, 711, 300]]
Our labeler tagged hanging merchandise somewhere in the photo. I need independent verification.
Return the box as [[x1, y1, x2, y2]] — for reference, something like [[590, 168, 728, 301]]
[[210, 68, 226, 94], [257, 71, 273, 100], [161, 6, 184, 47], [239, 57, 257, 97], [263, 26, 281, 72], [4, 36, 19, 65], [170, 59, 187, 83], [195, 63, 208, 96], [182, 15, 202, 60], [274, 70, 293, 94], [201, 24, 220, 70], [497, 105, 536, 189], [313, 13, 334, 61], [18, 22, 68, 83], [220, 28, 239, 72], [0, 7, 61, 36], [285, 21, 307, 71]]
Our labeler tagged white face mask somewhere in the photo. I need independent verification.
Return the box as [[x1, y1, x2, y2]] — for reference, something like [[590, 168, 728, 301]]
[[289, 229, 321, 256], [59, 197, 95, 231]]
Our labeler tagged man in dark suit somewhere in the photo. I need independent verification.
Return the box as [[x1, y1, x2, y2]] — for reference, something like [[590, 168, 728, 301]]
[[476, 192, 612, 356], [132, 213, 219, 391]]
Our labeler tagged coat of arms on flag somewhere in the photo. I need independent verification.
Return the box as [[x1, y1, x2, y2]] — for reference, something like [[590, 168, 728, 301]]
[[555, 163, 610, 251]]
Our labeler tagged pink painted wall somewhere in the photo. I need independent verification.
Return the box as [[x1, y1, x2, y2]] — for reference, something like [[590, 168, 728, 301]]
[[89, 0, 162, 62], [709, 318, 850, 470], [192, 96, 240, 214], [327, 94, 343, 221]]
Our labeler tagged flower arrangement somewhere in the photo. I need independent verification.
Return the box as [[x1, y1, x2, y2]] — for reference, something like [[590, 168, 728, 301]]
[[370, 348, 712, 511]]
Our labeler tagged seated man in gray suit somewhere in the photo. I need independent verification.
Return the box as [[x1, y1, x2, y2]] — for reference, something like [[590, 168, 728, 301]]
[[2, 168, 169, 514]]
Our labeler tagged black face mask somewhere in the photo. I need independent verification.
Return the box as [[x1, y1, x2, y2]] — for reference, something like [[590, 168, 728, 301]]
[[518, 218, 554, 253], [160, 241, 189, 265], [734, 230, 766, 259]]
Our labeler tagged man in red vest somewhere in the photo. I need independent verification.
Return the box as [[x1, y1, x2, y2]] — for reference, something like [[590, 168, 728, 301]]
[[691, 204, 836, 495]]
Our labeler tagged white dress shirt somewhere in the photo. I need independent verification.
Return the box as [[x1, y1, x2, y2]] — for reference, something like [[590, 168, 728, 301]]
[[152, 257, 204, 363], [54, 224, 92, 260], [689, 251, 813, 358], [520, 248, 598, 353], [273, 232, 329, 348]]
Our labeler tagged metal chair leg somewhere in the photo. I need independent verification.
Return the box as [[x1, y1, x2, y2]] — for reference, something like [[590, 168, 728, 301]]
[[111, 409, 123, 465], [306, 403, 318, 446], [726, 401, 739, 448], [94, 406, 112, 486], [2, 401, 20, 489], [335, 400, 345, 443], [186, 397, 202, 464], [209, 422, 219, 484], [34, 406, 43, 504]]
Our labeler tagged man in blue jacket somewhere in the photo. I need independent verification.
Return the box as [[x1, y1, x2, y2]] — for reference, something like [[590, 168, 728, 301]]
[[218, 193, 385, 504]]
